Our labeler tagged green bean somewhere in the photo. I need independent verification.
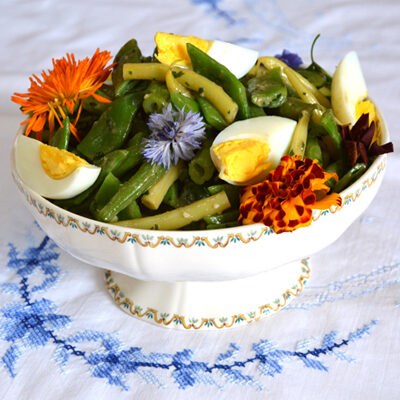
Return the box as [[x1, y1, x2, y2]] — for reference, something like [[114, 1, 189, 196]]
[[305, 136, 323, 164], [248, 104, 266, 118], [170, 92, 200, 113], [204, 209, 239, 224], [320, 109, 342, 151], [334, 163, 367, 193], [207, 183, 240, 208], [308, 122, 327, 139], [142, 81, 170, 114], [114, 190, 231, 230], [55, 149, 128, 209], [97, 162, 166, 222], [187, 43, 250, 119], [112, 39, 142, 97], [258, 56, 329, 123], [163, 181, 179, 208], [206, 221, 239, 230], [172, 67, 238, 124], [326, 159, 347, 179], [195, 95, 227, 130], [297, 70, 325, 88], [117, 199, 142, 220], [49, 117, 70, 150], [82, 89, 112, 114], [93, 172, 121, 210], [112, 132, 145, 178], [77, 92, 143, 161], [321, 148, 330, 168], [188, 138, 215, 185], [278, 97, 318, 120], [176, 179, 210, 208]]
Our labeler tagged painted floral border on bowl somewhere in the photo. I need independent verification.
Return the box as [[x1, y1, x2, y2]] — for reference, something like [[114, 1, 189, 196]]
[[12, 157, 386, 250], [104, 260, 311, 330]]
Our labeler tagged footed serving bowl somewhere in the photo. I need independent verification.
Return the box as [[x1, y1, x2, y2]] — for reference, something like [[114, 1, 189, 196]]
[[10, 109, 389, 330]]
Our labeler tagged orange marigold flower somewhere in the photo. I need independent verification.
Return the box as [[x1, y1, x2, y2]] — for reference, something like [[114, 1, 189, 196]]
[[239, 155, 342, 234], [11, 49, 114, 140]]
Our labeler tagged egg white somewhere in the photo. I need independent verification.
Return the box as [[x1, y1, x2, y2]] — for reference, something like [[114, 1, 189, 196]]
[[15, 134, 101, 200], [207, 40, 259, 79], [331, 51, 368, 125], [210, 116, 297, 185]]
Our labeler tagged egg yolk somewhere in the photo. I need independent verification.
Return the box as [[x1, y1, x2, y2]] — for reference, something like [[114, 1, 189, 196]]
[[155, 32, 210, 67], [40, 143, 90, 180], [355, 98, 380, 142], [213, 139, 271, 184]]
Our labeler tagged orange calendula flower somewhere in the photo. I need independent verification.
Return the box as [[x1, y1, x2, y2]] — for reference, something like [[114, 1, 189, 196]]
[[11, 49, 114, 140], [239, 155, 342, 234]]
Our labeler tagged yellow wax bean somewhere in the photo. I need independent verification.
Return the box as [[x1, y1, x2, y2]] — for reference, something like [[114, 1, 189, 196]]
[[257, 57, 329, 123], [288, 111, 310, 158], [171, 67, 238, 124], [165, 69, 192, 97], [123, 63, 169, 81], [141, 161, 182, 210], [115, 190, 231, 230]]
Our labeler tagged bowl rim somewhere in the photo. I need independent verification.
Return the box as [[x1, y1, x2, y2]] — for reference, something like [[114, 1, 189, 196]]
[[10, 104, 390, 240]]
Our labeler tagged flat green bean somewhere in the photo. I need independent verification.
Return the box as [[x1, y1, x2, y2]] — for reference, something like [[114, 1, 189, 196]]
[[118, 199, 142, 220], [196, 95, 226, 130], [334, 163, 367, 193], [112, 132, 145, 178], [278, 97, 318, 120], [187, 43, 250, 119], [55, 149, 128, 209], [77, 92, 143, 161], [204, 210, 239, 224], [163, 182, 179, 208], [305, 136, 323, 164], [97, 162, 166, 222], [93, 172, 121, 210], [49, 117, 70, 150], [112, 39, 142, 97], [320, 109, 342, 151]]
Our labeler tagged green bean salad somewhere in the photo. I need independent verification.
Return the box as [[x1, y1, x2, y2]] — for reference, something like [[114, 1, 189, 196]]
[[12, 34, 393, 232]]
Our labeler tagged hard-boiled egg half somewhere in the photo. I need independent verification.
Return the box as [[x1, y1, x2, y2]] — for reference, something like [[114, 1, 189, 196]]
[[331, 51, 376, 126], [15, 134, 101, 199], [210, 116, 297, 186], [155, 32, 259, 79]]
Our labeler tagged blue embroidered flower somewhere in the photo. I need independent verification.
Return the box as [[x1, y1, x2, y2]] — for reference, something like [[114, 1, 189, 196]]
[[5, 236, 62, 293], [275, 49, 303, 69], [0, 298, 70, 348], [142, 104, 206, 169], [0, 297, 70, 376]]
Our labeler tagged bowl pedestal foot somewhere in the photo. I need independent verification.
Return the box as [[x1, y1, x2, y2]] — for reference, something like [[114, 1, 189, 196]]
[[104, 258, 311, 330]]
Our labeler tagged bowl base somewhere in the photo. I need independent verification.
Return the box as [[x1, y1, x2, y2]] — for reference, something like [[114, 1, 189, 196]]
[[104, 259, 311, 330]]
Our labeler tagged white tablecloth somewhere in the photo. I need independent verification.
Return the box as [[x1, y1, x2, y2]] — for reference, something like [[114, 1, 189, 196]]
[[1, 1, 399, 399]]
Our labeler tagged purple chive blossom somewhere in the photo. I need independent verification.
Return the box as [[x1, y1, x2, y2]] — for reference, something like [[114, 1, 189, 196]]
[[274, 49, 303, 69], [142, 104, 206, 170]]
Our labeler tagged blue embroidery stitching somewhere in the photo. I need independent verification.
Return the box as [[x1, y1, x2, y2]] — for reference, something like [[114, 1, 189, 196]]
[[191, 0, 239, 25], [285, 262, 400, 310], [0, 233, 378, 391]]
